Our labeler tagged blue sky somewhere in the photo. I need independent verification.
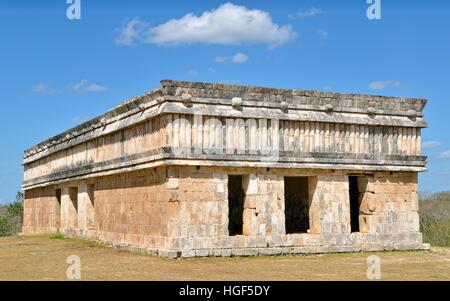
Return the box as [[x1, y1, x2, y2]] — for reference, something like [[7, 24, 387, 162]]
[[0, 0, 449, 204]]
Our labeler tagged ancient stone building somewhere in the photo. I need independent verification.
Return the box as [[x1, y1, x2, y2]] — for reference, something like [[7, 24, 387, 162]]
[[22, 80, 429, 258]]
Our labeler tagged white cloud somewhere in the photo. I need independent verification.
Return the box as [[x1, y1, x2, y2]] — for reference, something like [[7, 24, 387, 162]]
[[298, 7, 322, 18], [316, 29, 328, 37], [438, 150, 450, 159], [214, 56, 228, 63], [422, 141, 441, 149], [187, 69, 199, 76], [214, 52, 249, 64], [67, 80, 107, 93], [369, 80, 401, 90], [85, 83, 108, 92], [116, 3, 296, 48], [32, 83, 57, 95], [115, 18, 148, 45], [231, 52, 249, 63]]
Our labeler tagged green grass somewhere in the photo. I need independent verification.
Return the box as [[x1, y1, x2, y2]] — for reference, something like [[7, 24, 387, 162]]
[[49, 232, 65, 240]]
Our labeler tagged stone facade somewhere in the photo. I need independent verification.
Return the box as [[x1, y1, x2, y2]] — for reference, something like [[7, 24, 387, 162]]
[[22, 80, 429, 257]]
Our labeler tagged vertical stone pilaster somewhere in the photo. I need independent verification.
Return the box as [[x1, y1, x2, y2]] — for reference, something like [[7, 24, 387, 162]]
[[61, 187, 78, 230], [242, 174, 258, 236], [163, 114, 173, 149], [77, 184, 95, 231], [166, 166, 179, 189], [309, 175, 350, 234]]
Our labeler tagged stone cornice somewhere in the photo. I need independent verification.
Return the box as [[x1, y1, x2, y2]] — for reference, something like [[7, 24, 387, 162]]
[[161, 80, 427, 115], [23, 88, 165, 160]]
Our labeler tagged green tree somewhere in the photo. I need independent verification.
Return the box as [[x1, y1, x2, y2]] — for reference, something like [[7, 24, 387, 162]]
[[16, 191, 23, 203], [0, 190, 24, 237]]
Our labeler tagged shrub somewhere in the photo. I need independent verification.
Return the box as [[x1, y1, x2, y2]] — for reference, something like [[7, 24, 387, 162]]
[[0, 191, 24, 237]]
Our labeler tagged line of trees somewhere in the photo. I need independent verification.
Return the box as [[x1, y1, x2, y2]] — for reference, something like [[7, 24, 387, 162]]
[[0, 191, 23, 237]]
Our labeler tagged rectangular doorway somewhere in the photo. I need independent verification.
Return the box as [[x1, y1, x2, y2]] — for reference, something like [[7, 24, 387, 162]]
[[68, 187, 79, 229], [349, 176, 360, 232], [87, 184, 95, 230], [284, 177, 310, 234], [55, 189, 62, 228], [228, 175, 245, 236]]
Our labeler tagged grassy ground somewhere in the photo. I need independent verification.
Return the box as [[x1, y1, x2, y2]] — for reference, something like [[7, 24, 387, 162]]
[[0, 235, 449, 281]]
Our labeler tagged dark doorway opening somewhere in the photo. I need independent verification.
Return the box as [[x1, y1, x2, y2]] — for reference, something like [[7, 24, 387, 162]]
[[55, 189, 61, 205], [284, 177, 310, 234], [55, 189, 62, 228], [228, 175, 245, 236], [349, 176, 360, 232]]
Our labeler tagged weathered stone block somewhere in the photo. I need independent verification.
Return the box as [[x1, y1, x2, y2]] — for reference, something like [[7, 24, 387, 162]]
[[195, 249, 209, 257], [231, 248, 258, 257], [258, 248, 282, 256], [181, 250, 196, 258]]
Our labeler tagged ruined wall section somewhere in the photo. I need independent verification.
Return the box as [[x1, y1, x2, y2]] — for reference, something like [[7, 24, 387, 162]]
[[22, 187, 60, 234]]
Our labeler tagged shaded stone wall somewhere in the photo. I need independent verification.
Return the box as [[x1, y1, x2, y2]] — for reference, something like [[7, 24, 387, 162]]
[[23, 167, 178, 251], [89, 167, 177, 250], [23, 187, 60, 233]]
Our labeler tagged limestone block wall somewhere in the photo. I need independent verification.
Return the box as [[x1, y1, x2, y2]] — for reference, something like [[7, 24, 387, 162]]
[[77, 184, 95, 231], [22, 165, 424, 257], [91, 167, 175, 250], [23, 187, 60, 233], [60, 187, 78, 230], [167, 167, 287, 252], [23, 167, 178, 251], [361, 172, 420, 234], [308, 175, 351, 235], [159, 166, 424, 256]]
